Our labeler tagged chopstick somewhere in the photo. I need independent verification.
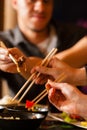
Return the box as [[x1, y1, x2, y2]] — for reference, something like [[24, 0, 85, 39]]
[[32, 73, 66, 105], [12, 48, 58, 103]]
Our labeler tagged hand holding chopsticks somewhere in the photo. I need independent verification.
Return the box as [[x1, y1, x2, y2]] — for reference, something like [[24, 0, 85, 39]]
[[0, 41, 26, 73], [32, 73, 66, 106], [12, 48, 58, 103], [25, 72, 66, 109]]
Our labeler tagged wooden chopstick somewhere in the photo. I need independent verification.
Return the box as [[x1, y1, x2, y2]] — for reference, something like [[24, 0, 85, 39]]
[[32, 89, 47, 102], [32, 73, 66, 105], [12, 48, 58, 103]]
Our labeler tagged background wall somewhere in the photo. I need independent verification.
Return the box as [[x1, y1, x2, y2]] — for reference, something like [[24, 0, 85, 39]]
[[53, 0, 87, 28], [0, 0, 17, 31]]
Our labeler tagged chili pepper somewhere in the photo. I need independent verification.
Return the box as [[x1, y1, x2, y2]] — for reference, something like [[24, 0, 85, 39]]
[[25, 100, 34, 108]]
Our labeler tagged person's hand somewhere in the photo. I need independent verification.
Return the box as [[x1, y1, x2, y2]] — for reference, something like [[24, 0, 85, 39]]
[[31, 57, 76, 84], [0, 47, 18, 73], [0, 47, 42, 79], [46, 80, 87, 118]]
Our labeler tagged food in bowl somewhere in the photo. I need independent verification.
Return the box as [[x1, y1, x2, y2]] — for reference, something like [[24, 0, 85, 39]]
[[0, 95, 18, 105], [0, 110, 45, 129], [6, 103, 49, 117]]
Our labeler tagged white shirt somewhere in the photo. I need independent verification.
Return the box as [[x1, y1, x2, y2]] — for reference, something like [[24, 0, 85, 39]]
[[37, 26, 58, 55]]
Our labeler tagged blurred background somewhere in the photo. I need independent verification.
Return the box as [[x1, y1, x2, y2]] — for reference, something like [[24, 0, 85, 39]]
[[0, 0, 87, 31]]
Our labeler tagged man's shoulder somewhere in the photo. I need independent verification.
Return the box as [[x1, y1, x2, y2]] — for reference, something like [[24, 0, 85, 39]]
[[0, 26, 19, 39], [0, 27, 21, 47]]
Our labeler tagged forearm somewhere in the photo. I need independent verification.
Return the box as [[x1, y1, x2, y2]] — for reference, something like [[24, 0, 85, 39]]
[[71, 67, 87, 86], [56, 36, 87, 68]]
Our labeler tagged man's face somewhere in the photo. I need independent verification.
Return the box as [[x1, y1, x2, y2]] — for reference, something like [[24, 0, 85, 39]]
[[14, 0, 53, 32]]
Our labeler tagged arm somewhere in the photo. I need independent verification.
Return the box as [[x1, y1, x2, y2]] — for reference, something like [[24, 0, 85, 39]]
[[56, 36, 87, 68]]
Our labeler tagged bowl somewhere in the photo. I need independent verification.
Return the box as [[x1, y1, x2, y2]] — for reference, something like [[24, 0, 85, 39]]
[[0, 110, 45, 129], [0, 106, 5, 113], [6, 104, 49, 116]]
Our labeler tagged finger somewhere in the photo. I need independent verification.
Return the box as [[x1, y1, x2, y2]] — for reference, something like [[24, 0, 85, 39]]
[[35, 75, 48, 84], [0, 47, 8, 55], [46, 81, 73, 98], [0, 63, 17, 73], [0, 54, 12, 61], [33, 66, 56, 78]]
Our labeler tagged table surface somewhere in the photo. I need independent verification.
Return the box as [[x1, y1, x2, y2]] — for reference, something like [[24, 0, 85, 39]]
[[38, 114, 86, 130]]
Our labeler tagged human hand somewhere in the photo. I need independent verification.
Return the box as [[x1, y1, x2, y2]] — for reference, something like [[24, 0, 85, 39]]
[[0, 47, 27, 73], [46, 80, 87, 118], [31, 57, 75, 84]]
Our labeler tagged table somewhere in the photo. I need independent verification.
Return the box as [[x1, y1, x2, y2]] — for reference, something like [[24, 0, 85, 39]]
[[38, 114, 85, 130]]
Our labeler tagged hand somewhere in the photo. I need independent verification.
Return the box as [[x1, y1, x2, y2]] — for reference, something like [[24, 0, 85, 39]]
[[46, 80, 87, 118], [31, 57, 76, 84], [0, 47, 42, 79], [0, 47, 27, 73]]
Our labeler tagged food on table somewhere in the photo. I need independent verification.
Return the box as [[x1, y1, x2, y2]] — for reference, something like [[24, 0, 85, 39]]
[[25, 100, 34, 109], [0, 95, 18, 105], [61, 112, 85, 123], [0, 116, 20, 120], [81, 121, 87, 127]]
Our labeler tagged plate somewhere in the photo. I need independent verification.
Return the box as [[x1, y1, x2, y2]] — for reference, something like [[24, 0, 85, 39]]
[[48, 113, 87, 129]]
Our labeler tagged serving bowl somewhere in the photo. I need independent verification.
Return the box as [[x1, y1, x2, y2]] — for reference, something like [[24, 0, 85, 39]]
[[6, 104, 49, 116], [0, 110, 45, 129], [0, 106, 5, 113]]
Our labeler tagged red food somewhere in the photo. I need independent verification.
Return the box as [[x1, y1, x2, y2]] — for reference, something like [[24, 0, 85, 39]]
[[25, 100, 34, 108], [70, 114, 84, 121]]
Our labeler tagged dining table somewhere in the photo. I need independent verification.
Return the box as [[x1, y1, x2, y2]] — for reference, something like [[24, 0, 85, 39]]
[[0, 112, 85, 130], [38, 113, 86, 130], [0, 105, 86, 130]]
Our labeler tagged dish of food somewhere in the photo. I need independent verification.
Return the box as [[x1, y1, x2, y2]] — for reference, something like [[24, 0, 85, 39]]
[[6, 103, 49, 117], [48, 112, 87, 129], [0, 109, 45, 129], [0, 95, 18, 106], [0, 106, 5, 113]]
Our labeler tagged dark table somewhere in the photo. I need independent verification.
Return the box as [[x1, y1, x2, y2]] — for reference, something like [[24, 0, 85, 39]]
[[38, 114, 86, 130]]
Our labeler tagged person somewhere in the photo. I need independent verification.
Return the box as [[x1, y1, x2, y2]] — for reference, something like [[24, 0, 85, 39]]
[[46, 80, 87, 119], [0, 0, 87, 103]]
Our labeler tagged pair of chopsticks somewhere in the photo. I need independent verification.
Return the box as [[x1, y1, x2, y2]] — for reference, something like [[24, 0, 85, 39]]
[[0, 41, 59, 105], [32, 73, 66, 106], [11, 48, 58, 103], [0, 41, 58, 104]]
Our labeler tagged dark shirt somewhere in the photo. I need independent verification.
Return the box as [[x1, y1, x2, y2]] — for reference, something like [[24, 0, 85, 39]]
[[0, 21, 87, 105]]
